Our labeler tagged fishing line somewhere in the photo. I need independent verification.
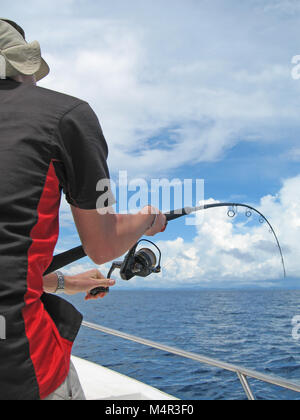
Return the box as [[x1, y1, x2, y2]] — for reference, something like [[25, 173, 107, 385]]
[[167, 202, 286, 278]]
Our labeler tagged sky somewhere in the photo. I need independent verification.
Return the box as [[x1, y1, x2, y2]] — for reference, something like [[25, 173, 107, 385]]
[[3, 0, 300, 289]]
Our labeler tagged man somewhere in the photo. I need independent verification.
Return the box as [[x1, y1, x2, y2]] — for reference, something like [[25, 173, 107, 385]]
[[0, 19, 166, 400]]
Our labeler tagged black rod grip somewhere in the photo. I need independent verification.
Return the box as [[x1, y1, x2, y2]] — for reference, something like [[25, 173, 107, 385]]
[[44, 246, 86, 276], [165, 207, 194, 221]]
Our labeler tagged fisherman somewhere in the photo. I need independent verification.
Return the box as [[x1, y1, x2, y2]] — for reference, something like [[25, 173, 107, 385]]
[[0, 19, 166, 400]]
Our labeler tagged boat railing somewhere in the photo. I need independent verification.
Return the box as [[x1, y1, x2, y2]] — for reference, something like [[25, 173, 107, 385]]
[[82, 320, 300, 401]]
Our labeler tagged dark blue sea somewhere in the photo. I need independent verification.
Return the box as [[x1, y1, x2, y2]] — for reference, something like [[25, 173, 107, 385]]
[[66, 290, 300, 400]]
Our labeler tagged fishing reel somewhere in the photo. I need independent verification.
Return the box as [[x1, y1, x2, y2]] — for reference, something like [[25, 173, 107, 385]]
[[89, 240, 162, 296]]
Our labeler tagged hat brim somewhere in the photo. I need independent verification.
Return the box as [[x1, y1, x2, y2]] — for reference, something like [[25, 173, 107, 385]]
[[35, 57, 49, 81]]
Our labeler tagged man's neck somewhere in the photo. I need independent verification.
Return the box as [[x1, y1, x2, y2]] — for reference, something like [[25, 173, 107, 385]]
[[12, 74, 36, 85]]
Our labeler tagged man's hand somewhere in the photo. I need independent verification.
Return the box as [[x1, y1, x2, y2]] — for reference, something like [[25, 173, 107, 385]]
[[141, 206, 168, 237], [64, 269, 115, 300]]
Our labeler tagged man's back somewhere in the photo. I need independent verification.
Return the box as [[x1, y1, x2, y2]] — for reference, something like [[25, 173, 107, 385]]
[[0, 79, 94, 399], [0, 19, 167, 401]]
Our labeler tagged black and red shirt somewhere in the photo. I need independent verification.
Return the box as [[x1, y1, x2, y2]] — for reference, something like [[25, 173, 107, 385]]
[[0, 79, 111, 400]]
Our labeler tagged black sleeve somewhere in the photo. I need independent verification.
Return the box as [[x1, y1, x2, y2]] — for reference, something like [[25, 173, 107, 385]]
[[55, 102, 115, 210]]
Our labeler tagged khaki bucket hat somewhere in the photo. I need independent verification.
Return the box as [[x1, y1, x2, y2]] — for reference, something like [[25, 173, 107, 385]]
[[0, 18, 49, 81]]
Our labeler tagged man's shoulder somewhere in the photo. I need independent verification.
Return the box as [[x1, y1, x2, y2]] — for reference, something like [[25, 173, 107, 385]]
[[28, 84, 88, 117]]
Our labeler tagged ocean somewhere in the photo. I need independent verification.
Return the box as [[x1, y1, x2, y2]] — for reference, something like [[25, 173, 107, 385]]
[[66, 289, 300, 400]]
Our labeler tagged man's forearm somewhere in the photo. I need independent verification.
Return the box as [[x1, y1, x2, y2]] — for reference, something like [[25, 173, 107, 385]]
[[71, 205, 164, 266], [108, 211, 155, 257], [86, 210, 155, 264]]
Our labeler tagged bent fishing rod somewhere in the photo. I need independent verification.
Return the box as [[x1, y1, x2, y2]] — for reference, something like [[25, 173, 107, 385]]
[[44, 202, 286, 295]]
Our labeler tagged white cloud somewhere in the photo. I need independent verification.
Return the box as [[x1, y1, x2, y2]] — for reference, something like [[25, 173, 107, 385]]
[[57, 174, 300, 289], [284, 147, 300, 162], [39, 44, 292, 178], [28, 4, 300, 177], [148, 175, 300, 288], [1, 1, 297, 180], [258, 0, 300, 14]]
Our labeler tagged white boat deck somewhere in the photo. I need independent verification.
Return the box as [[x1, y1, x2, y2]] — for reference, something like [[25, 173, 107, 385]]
[[71, 356, 177, 400]]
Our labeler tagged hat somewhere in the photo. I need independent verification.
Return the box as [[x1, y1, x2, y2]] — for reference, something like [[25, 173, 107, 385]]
[[0, 19, 49, 81]]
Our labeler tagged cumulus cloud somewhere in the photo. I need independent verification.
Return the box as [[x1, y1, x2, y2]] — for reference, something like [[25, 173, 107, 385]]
[[2, 1, 297, 183], [146, 175, 300, 288], [39, 44, 294, 178], [58, 174, 300, 289], [25, 0, 299, 178], [258, 0, 300, 14]]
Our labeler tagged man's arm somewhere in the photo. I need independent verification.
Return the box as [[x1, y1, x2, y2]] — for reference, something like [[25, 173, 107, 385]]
[[55, 103, 166, 264], [71, 205, 166, 265]]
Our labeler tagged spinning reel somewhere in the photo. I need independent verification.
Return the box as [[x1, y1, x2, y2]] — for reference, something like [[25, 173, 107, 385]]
[[89, 240, 162, 296]]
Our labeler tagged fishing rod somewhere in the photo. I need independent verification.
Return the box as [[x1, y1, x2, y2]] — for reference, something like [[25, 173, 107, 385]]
[[44, 202, 286, 295]]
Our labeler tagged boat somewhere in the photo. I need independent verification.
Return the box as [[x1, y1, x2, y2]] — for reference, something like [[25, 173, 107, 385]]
[[72, 355, 176, 400], [73, 320, 300, 401]]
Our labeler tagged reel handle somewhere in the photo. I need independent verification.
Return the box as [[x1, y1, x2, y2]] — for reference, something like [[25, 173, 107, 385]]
[[89, 262, 123, 297], [89, 286, 109, 297], [89, 270, 112, 297]]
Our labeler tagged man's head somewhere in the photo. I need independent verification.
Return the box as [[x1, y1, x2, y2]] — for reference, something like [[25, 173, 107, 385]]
[[0, 18, 49, 82]]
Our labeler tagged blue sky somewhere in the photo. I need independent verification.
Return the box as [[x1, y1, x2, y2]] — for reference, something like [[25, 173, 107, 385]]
[[3, 0, 300, 288]]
